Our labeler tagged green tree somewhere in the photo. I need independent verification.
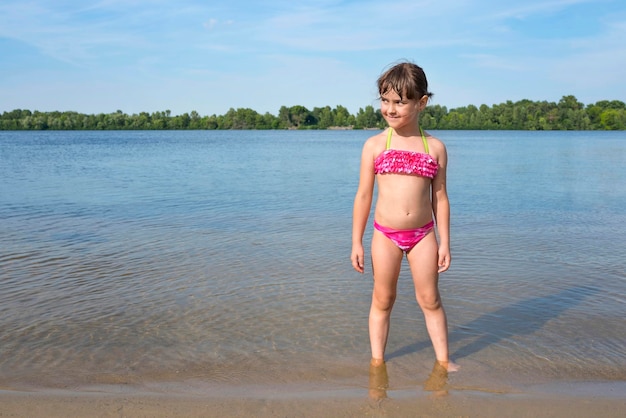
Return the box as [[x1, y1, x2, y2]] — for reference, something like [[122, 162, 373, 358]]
[[2, 97, 626, 131], [312, 106, 334, 129], [600, 109, 626, 130], [332, 105, 352, 127], [280, 105, 315, 128], [354, 105, 380, 129]]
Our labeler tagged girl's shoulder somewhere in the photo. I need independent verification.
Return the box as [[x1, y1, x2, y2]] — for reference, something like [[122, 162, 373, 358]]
[[424, 131, 446, 152], [363, 129, 388, 152], [366, 128, 388, 143], [423, 131, 448, 166]]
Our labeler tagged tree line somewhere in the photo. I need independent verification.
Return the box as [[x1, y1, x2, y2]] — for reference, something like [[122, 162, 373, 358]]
[[1, 95, 625, 131]]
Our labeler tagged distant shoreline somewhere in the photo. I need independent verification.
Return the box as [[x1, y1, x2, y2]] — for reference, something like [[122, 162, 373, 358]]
[[2, 95, 625, 130]]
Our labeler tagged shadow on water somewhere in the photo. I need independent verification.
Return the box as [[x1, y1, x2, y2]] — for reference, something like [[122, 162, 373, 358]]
[[386, 285, 599, 361]]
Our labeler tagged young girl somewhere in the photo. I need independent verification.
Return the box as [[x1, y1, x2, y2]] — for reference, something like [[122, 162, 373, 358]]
[[351, 62, 458, 371]]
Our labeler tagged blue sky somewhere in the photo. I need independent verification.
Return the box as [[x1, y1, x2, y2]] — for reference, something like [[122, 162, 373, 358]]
[[1, 0, 625, 116]]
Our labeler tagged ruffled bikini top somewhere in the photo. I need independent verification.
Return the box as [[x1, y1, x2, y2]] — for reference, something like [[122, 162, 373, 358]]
[[374, 127, 438, 178]]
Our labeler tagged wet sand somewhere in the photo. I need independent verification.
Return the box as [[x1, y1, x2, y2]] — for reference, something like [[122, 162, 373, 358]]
[[1, 381, 624, 418]]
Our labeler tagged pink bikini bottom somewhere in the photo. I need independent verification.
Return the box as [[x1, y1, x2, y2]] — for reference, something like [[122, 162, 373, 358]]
[[374, 220, 435, 252]]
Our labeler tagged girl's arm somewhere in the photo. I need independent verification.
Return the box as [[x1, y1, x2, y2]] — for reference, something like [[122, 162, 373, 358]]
[[351, 140, 376, 273], [431, 143, 451, 273]]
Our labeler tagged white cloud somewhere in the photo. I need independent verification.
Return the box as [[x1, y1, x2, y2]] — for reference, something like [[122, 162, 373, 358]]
[[203, 18, 218, 30]]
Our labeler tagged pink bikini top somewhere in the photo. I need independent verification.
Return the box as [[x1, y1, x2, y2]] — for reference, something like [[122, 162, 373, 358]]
[[374, 127, 438, 178]]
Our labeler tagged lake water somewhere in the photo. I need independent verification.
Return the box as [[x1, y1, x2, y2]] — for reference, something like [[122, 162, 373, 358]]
[[0, 129, 624, 397]]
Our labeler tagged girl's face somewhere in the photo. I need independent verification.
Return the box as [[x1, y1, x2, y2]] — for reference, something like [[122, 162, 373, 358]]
[[380, 90, 427, 129]]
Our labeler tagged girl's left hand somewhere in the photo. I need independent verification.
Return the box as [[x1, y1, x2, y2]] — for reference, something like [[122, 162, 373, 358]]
[[437, 248, 451, 273]]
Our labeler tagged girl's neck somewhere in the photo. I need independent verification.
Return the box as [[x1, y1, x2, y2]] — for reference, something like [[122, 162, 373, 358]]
[[390, 122, 421, 137]]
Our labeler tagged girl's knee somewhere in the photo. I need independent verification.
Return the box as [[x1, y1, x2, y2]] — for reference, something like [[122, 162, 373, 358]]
[[373, 292, 396, 312], [416, 294, 442, 312]]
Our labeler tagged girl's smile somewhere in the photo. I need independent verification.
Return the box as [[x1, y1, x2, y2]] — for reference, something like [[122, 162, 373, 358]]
[[379, 90, 426, 131]]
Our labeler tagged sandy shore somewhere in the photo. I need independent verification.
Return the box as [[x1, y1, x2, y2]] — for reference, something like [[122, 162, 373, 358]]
[[1, 381, 624, 418]]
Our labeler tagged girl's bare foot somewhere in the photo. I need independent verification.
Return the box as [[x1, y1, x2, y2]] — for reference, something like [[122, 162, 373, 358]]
[[437, 359, 460, 372]]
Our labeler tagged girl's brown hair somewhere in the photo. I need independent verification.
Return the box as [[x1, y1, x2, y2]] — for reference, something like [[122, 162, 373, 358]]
[[377, 62, 433, 101]]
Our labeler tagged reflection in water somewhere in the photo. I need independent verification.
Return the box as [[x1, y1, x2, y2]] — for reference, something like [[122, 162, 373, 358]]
[[368, 361, 389, 401], [423, 360, 449, 397], [367, 360, 450, 405]]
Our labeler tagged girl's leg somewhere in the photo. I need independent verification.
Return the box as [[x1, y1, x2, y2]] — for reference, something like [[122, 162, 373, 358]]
[[406, 232, 456, 369], [369, 229, 403, 362]]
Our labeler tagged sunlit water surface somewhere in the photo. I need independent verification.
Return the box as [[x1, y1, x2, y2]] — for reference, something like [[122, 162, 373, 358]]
[[1, 130, 624, 396]]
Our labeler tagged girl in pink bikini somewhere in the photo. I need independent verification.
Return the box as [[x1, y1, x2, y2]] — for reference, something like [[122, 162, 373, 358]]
[[351, 62, 459, 373]]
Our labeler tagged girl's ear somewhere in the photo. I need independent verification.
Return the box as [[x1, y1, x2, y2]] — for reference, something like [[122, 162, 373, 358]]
[[418, 95, 429, 110]]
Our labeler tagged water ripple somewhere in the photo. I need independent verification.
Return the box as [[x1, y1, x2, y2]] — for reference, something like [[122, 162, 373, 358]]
[[1, 130, 625, 390]]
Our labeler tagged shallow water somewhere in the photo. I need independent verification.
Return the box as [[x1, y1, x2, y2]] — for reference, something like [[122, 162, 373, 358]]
[[1, 129, 624, 395]]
